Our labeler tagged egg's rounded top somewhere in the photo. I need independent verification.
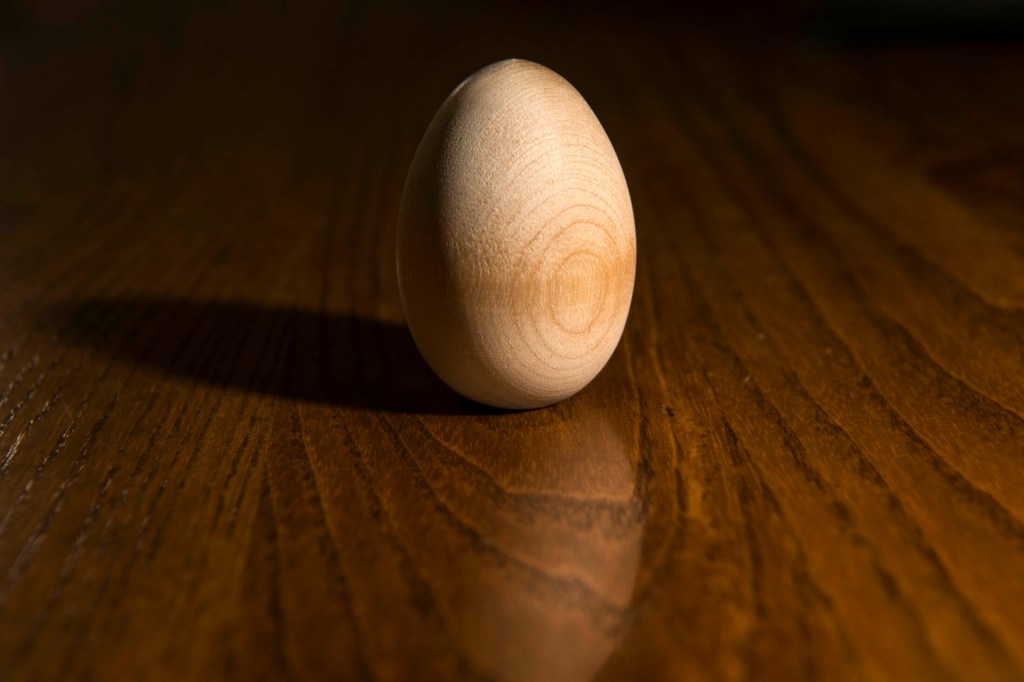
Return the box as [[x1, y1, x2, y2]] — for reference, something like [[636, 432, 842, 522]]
[[397, 59, 636, 409]]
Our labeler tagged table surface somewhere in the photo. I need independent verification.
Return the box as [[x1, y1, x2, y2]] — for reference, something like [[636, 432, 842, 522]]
[[3, 2, 1024, 680]]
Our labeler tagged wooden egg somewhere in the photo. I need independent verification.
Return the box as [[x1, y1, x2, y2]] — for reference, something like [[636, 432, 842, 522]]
[[397, 59, 636, 409]]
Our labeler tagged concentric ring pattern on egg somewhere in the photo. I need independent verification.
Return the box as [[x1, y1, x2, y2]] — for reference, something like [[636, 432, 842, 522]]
[[397, 59, 636, 409]]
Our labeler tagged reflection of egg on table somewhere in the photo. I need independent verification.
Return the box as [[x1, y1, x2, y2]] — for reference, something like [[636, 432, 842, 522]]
[[397, 59, 636, 409]]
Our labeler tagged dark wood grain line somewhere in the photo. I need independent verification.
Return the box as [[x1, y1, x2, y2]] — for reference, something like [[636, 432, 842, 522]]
[[141, 397, 223, 563], [0, 329, 98, 482], [622, 237, 688, 598], [166, 313, 270, 530], [616, 401, 682, 604], [209, 413, 259, 531], [224, 413, 269, 536], [102, 267, 297, 576], [0, 299, 132, 460], [682, 49, 1024, 420], [272, 405, 375, 681], [334, 414, 449, 622], [378, 414, 633, 636], [0, 385, 118, 605], [724, 423, 821, 681], [647, 67, 1024, 669], [700, 171, 1019, 682], [630, 109, 1007, 671], [0, 372, 73, 476], [716, 417, 956, 679], [207, 295, 305, 541], [751, 80, 1024, 397], [604, 450, 683, 610], [21, 461, 119, 664], [775, 486, 863, 675], [742, 150, 1024, 530], [25, 380, 167, 618], [725, 406, 861, 675], [0, 217, 247, 498], [0, 366, 49, 472], [258, 468, 298, 682], [39, 388, 178, 671], [0, 353, 42, 428], [651, 51, 1024, 528], [0, 360, 105, 543], [672, 104, 1024, 543], [411, 417, 642, 533]]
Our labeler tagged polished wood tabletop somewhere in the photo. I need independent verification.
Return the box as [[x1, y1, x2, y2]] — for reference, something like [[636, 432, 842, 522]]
[[3, 1, 1024, 680]]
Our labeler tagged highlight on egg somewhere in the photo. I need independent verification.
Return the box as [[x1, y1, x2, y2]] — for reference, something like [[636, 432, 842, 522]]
[[396, 59, 636, 409]]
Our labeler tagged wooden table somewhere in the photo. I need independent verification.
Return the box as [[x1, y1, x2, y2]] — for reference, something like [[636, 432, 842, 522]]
[[3, 2, 1024, 680]]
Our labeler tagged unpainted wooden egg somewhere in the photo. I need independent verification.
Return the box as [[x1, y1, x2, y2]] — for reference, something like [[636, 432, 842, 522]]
[[397, 59, 636, 409]]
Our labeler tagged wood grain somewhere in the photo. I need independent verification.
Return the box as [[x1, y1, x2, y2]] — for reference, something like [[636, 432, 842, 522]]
[[397, 58, 636, 409], [2, 1, 1024, 680]]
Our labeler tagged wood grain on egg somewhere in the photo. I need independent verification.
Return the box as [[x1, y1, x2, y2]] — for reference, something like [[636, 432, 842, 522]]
[[397, 59, 636, 409]]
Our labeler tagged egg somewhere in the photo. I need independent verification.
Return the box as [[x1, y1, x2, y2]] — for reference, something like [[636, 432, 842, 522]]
[[396, 59, 636, 409]]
